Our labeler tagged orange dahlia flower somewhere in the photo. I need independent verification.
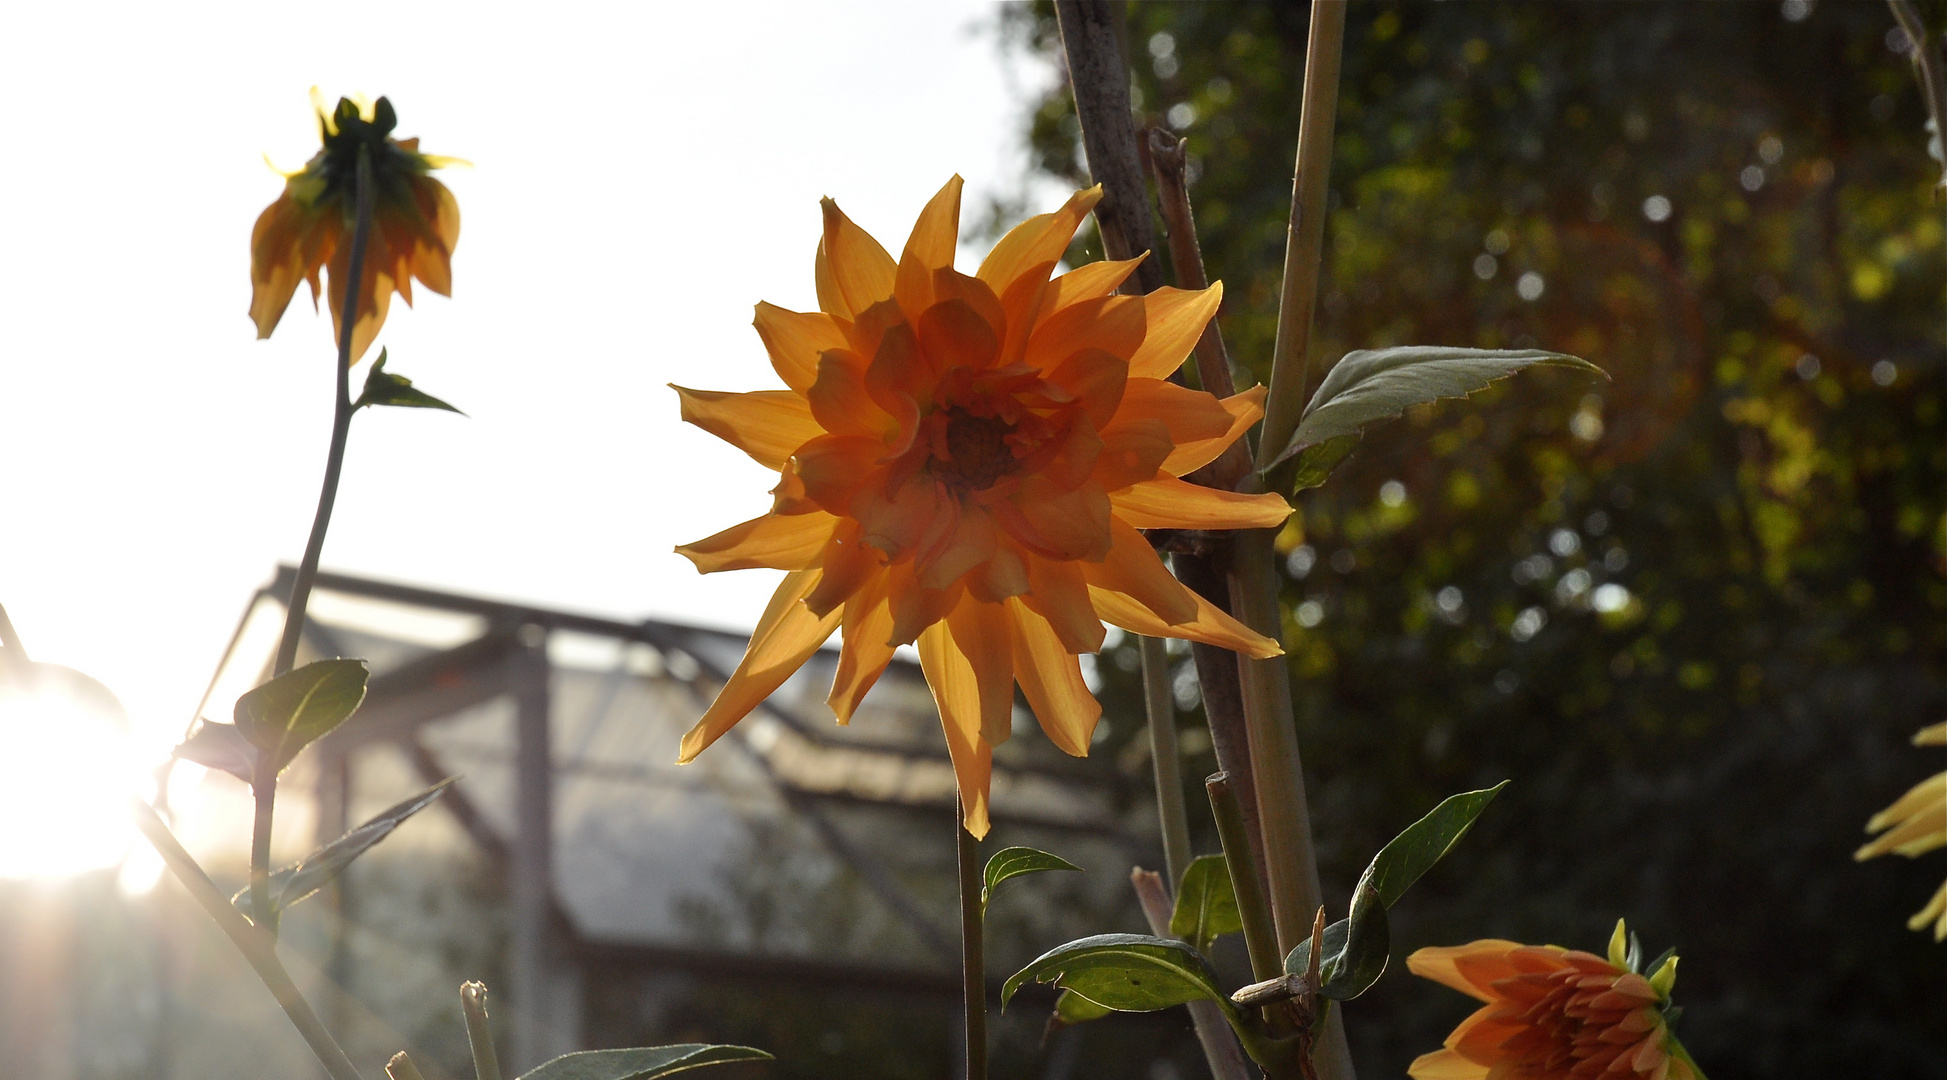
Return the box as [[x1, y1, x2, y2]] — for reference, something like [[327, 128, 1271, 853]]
[[1407, 921, 1702, 1080], [673, 177, 1289, 836], [250, 94, 460, 364]]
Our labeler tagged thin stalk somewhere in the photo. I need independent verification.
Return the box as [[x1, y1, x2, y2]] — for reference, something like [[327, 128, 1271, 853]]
[[460, 981, 504, 1080], [131, 799, 364, 1080], [1207, 773, 1282, 985], [956, 799, 986, 1080], [1130, 869, 1254, 1080], [254, 144, 376, 930], [1140, 636, 1193, 886]]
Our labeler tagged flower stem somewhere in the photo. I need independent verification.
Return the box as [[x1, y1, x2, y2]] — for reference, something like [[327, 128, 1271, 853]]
[[460, 981, 504, 1080], [955, 799, 986, 1080], [1207, 772, 1282, 985], [1140, 636, 1193, 886], [254, 144, 376, 931], [131, 799, 365, 1080]]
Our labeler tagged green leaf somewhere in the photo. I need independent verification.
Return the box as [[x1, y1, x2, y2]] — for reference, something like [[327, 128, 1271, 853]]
[[1281, 880, 1390, 1001], [230, 778, 456, 914], [355, 349, 465, 415], [516, 1045, 771, 1080], [173, 720, 256, 783], [1265, 346, 1602, 479], [1286, 432, 1361, 493], [981, 845, 1081, 917], [1360, 782, 1508, 909], [1046, 988, 1115, 1034], [233, 659, 369, 774], [1169, 854, 1242, 953], [1003, 933, 1235, 1022]]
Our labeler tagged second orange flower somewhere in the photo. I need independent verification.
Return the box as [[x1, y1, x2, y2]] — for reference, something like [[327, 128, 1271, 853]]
[[674, 177, 1290, 835]]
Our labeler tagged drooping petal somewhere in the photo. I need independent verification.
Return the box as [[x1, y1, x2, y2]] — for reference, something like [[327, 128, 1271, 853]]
[[1127, 284, 1223, 379], [677, 570, 840, 762], [676, 511, 837, 574], [895, 175, 964, 316], [1088, 584, 1281, 659], [1082, 518, 1198, 626], [754, 302, 849, 395], [1162, 385, 1267, 475], [888, 562, 963, 646], [918, 621, 994, 838], [946, 596, 1016, 746], [673, 386, 825, 470], [1024, 555, 1107, 653], [817, 197, 898, 320], [1007, 598, 1100, 756], [1024, 295, 1147, 372], [829, 572, 896, 723], [1111, 474, 1294, 530], [977, 185, 1104, 294]]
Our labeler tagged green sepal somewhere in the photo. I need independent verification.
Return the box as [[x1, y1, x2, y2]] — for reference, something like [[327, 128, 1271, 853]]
[[981, 846, 1081, 918], [233, 659, 369, 774], [355, 349, 465, 415], [1169, 854, 1243, 953]]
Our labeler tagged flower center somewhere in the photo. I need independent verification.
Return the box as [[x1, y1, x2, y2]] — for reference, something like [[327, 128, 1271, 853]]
[[927, 406, 1018, 492]]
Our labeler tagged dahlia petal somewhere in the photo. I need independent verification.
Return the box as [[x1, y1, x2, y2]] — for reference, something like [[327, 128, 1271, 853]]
[[1093, 418, 1175, 492], [1047, 349, 1128, 428], [895, 175, 964, 316], [1006, 598, 1101, 756], [805, 519, 884, 616], [1088, 584, 1281, 659], [1408, 942, 1531, 1001], [1042, 257, 1144, 315], [1083, 519, 1197, 625], [1001, 477, 1113, 562], [1161, 384, 1267, 474], [808, 349, 898, 439], [969, 543, 1032, 604], [888, 565, 962, 647], [1629, 1034, 1669, 1073], [977, 185, 1103, 295], [931, 268, 1010, 344], [917, 621, 995, 838], [946, 596, 1016, 746], [919, 298, 1002, 373], [830, 574, 896, 723], [1407, 1049, 1491, 1080], [1109, 377, 1236, 448], [1452, 1015, 1530, 1062], [1908, 878, 1947, 938], [673, 386, 825, 471], [1042, 415, 1107, 490], [818, 197, 897, 319], [677, 569, 840, 763], [794, 435, 886, 516], [249, 194, 317, 339], [1111, 474, 1294, 530], [1024, 295, 1147, 372], [676, 511, 838, 574], [753, 302, 848, 395], [920, 507, 1000, 590], [994, 262, 1056, 366], [853, 474, 944, 559], [1127, 284, 1224, 379], [1024, 556, 1106, 653]]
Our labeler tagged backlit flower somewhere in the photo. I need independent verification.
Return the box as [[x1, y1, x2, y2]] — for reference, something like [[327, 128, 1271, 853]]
[[674, 177, 1289, 836], [1407, 921, 1702, 1080], [250, 94, 460, 363], [1855, 721, 1946, 940]]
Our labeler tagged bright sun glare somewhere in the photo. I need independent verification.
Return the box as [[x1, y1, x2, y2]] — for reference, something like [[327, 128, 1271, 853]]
[[0, 664, 152, 885]]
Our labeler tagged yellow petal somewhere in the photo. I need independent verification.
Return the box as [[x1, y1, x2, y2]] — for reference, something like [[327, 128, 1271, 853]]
[[1007, 598, 1100, 756], [676, 512, 837, 574], [1082, 518, 1197, 626], [830, 574, 896, 723], [1907, 878, 1947, 939], [1024, 294, 1146, 373], [918, 621, 994, 838], [1915, 722, 1947, 746], [818, 197, 897, 320], [1406, 1049, 1490, 1080], [1127, 284, 1223, 380], [977, 185, 1103, 295], [946, 595, 1016, 747], [1023, 555, 1106, 654], [895, 175, 964, 316], [1405, 942, 1528, 1003], [1042, 257, 1144, 316], [1111, 474, 1293, 530], [673, 385, 825, 471], [677, 570, 841, 762], [1087, 584, 1281, 659], [1161, 385, 1267, 475], [754, 302, 848, 395]]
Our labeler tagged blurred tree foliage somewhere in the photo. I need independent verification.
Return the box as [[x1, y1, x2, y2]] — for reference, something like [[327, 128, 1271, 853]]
[[998, 2, 1947, 1077]]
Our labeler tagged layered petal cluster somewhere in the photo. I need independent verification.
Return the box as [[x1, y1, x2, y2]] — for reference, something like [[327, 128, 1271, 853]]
[[1854, 721, 1947, 939], [1407, 930, 1700, 1080], [250, 94, 461, 363], [674, 177, 1290, 836]]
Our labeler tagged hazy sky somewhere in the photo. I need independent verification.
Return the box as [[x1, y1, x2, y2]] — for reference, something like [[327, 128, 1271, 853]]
[[0, 1, 1059, 760]]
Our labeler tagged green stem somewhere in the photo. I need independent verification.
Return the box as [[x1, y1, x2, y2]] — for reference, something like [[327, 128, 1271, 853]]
[[956, 799, 986, 1080], [460, 981, 504, 1080], [255, 144, 375, 930], [1206, 772, 1282, 984], [1140, 636, 1193, 886], [131, 799, 364, 1080]]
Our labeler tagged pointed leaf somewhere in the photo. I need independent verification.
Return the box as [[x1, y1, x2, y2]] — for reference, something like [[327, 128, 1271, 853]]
[[1281, 880, 1390, 1001], [516, 1045, 771, 1080], [230, 778, 457, 914], [233, 659, 369, 773], [1286, 432, 1360, 493], [1048, 987, 1114, 1033], [982, 845, 1082, 917], [173, 720, 256, 783], [1169, 854, 1242, 953], [1360, 781, 1508, 909], [1003, 933, 1236, 1023], [1266, 347, 1602, 476], [355, 349, 465, 415]]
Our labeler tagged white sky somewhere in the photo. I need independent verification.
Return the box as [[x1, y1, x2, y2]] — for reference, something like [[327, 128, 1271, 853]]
[[0, 1, 1061, 761]]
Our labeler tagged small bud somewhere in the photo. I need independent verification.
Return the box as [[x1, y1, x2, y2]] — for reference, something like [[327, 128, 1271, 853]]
[[1649, 954, 1679, 998], [1606, 918, 1629, 969]]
